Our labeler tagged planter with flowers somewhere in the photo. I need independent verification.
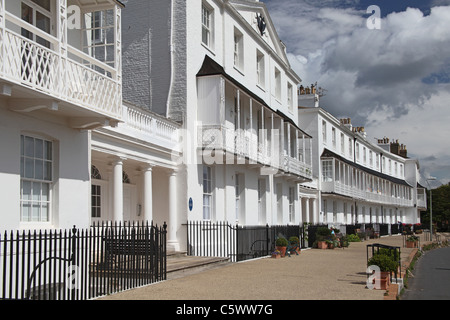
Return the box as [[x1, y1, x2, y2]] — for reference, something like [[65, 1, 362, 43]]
[[275, 237, 289, 257], [406, 235, 419, 248], [315, 227, 332, 250], [271, 249, 282, 259]]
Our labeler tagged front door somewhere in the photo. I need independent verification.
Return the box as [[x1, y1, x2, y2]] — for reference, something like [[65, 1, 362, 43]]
[[123, 184, 137, 222]]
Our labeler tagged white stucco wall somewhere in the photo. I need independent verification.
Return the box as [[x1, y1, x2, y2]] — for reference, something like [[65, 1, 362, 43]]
[[0, 104, 90, 232]]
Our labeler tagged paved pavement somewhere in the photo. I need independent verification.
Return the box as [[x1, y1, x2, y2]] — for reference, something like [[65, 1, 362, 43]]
[[97, 234, 434, 301], [402, 246, 450, 300]]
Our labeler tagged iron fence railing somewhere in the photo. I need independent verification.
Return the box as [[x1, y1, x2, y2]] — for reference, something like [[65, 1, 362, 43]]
[[0, 222, 166, 300], [186, 221, 303, 262]]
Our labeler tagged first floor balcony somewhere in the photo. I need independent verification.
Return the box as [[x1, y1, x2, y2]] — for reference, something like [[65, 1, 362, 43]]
[[416, 187, 427, 210], [196, 56, 312, 181], [0, 0, 123, 128], [198, 123, 313, 181]]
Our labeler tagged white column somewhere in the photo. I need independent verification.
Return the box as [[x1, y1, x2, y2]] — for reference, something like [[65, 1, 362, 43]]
[[112, 159, 124, 222], [311, 198, 317, 225], [304, 197, 310, 224], [167, 170, 179, 251], [143, 164, 154, 223]]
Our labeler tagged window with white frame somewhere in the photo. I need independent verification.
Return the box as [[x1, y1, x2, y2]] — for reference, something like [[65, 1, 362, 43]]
[[289, 187, 295, 223], [21, 0, 52, 48], [355, 142, 360, 161], [256, 50, 265, 88], [348, 138, 353, 158], [91, 166, 102, 219], [340, 133, 345, 154], [20, 135, 53, 222], [322, 159, 333, 182], [203, 166, 213, 220], [322, 120, 327, 144], [335, 160, 340, 182], [287, 83, 293, 112], [234, 28, 244, 71], [332, 127, 336, 148], [202, 3, 213, 48], [274, 68, 281, 100], [83, 9, 116, 73], [363, 147, 367, 164]]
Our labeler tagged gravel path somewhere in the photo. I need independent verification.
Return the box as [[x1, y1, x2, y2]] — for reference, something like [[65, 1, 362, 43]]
[[97, 234, 424, 300]]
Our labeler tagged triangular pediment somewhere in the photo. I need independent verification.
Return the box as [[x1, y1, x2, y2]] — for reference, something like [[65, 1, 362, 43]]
[[227, 0, 291, 68]]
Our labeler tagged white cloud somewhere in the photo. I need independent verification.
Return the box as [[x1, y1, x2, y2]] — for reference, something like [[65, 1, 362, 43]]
[[263, 0, 450, 184]]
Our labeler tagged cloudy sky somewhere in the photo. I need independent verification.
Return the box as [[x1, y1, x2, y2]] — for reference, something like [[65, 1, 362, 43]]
[[261, 0, 450, 187]]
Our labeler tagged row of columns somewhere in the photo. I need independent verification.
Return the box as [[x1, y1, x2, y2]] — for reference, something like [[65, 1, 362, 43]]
[[299, 196, 318, 224], [110, 158, 179, 250]]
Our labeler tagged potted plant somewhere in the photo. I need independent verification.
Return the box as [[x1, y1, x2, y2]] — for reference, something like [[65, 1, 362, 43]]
[[367, 254, 398, 290], [271, 249, 282, 259], [275, 237, 289, 257], [315, 227, 332, 250], [406, 235, 419, 248]]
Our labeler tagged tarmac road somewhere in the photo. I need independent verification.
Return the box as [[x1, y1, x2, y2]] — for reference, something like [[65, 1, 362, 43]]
[[402, 246, 450, 300]]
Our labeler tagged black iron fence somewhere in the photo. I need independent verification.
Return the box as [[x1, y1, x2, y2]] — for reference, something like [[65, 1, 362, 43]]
[[186, 221, 303, 262], [306, 223, 402, 247], [0, 222, 167, 300]]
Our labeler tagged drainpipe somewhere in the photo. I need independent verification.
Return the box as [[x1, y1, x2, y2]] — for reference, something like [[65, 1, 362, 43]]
[[166, 0, 175, 119]]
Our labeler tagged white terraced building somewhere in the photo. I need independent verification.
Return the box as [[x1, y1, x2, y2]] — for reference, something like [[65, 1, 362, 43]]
[[0, 0, 124, 231], [121, 0, 314, 251], [297, 89, 427, 231], [0, 0, 182, 233]]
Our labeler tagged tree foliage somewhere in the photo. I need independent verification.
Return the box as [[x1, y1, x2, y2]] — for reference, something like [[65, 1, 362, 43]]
[[421, 183, 450, 232]]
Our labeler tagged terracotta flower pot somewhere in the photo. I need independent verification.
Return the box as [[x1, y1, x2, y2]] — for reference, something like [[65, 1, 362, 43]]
[[406, 241, 417, 248], [317, 241, 328, 249], [276, 246, 287, 257], [373, 277, 389, 290]]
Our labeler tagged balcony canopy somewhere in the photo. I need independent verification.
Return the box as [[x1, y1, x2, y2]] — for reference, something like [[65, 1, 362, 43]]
[[197, 55, 312, 139], [321, 149, 413, 188]]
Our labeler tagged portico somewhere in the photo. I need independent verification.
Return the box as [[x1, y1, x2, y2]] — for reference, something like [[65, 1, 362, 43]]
[[90, 102, 183, 251]]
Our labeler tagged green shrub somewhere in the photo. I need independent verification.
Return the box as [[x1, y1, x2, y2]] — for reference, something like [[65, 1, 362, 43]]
[[347, 234, 360, 242], [289, 236, 299, 244], [407, 235, 419, 242], [316, 227, 332, 237], [275, 237, 289, 247], [367, 254, 398, 273]]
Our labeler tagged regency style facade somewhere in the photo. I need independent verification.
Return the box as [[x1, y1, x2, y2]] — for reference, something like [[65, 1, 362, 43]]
[[0, 0, 426, 251], [121, 0, 314, 250], [297, 90, 426, 229], [0, 0, 182, 237], [0, 0, 124, 231]]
